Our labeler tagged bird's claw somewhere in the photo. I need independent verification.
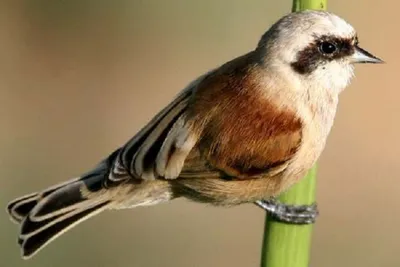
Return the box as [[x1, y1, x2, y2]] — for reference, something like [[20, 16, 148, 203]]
[[255, 199, 319, 224]]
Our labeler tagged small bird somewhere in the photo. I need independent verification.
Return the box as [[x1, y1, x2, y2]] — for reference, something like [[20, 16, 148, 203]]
[[7, 10, 382, 259]]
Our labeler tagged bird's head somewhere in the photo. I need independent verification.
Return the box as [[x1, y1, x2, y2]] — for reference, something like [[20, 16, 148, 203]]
[[257, 10, 383, 94]]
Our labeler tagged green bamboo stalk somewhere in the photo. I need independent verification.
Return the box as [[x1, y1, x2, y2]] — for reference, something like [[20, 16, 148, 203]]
[[260, 166, 318, 267], [292, 0, 326, 12], [260, 1, 327, 267]]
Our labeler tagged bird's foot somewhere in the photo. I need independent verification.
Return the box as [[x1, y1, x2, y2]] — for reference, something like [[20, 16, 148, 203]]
[[255, 199, 318, 224]]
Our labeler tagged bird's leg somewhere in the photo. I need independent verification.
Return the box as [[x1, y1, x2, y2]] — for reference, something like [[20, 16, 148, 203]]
[[255, 199, 319, 224]]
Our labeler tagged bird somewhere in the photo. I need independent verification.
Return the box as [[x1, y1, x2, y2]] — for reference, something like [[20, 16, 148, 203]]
[[6, 10, 383, 259]]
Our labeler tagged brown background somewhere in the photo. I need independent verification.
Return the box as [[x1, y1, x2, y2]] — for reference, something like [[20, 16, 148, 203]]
[[0, 1, 396, 266]]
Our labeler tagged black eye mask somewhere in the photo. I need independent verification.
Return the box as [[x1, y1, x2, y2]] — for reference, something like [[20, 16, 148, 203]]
[[291, 35, 355, 75]]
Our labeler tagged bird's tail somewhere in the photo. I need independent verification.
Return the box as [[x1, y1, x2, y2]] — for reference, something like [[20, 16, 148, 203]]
[[6, 161, 114, 259]]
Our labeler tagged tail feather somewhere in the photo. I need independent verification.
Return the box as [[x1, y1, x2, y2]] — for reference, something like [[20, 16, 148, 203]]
[[29, 173, 107, 221], [20, 201, 110, 259], [6, 161, 113, 259], [7, 176, 82, 223], [7, 193, 39, 224], [6, 148, 174, 259]]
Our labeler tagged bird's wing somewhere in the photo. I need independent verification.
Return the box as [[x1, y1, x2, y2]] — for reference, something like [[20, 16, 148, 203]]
[[104, 73, 206, 186], [105, 51, 302, 186]]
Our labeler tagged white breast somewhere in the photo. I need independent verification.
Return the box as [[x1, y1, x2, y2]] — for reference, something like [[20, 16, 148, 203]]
[[287, 88, 339, 182]]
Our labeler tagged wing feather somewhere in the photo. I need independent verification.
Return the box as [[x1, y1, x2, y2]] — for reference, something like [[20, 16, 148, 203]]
[[104, 72, 211, 186]]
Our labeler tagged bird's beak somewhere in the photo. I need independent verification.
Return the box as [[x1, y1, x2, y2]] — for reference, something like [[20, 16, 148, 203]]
[[351, 46, 384, 64]]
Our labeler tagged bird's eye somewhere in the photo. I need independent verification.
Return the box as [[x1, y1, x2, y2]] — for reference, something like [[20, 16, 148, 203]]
[[319, 41, 337, 55]]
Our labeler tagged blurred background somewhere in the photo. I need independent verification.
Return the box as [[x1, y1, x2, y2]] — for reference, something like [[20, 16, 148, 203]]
[[0, 0, 396, 266]]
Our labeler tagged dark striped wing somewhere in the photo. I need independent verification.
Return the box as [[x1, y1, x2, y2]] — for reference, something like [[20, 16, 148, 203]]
[[104, 73, 212, 186]]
